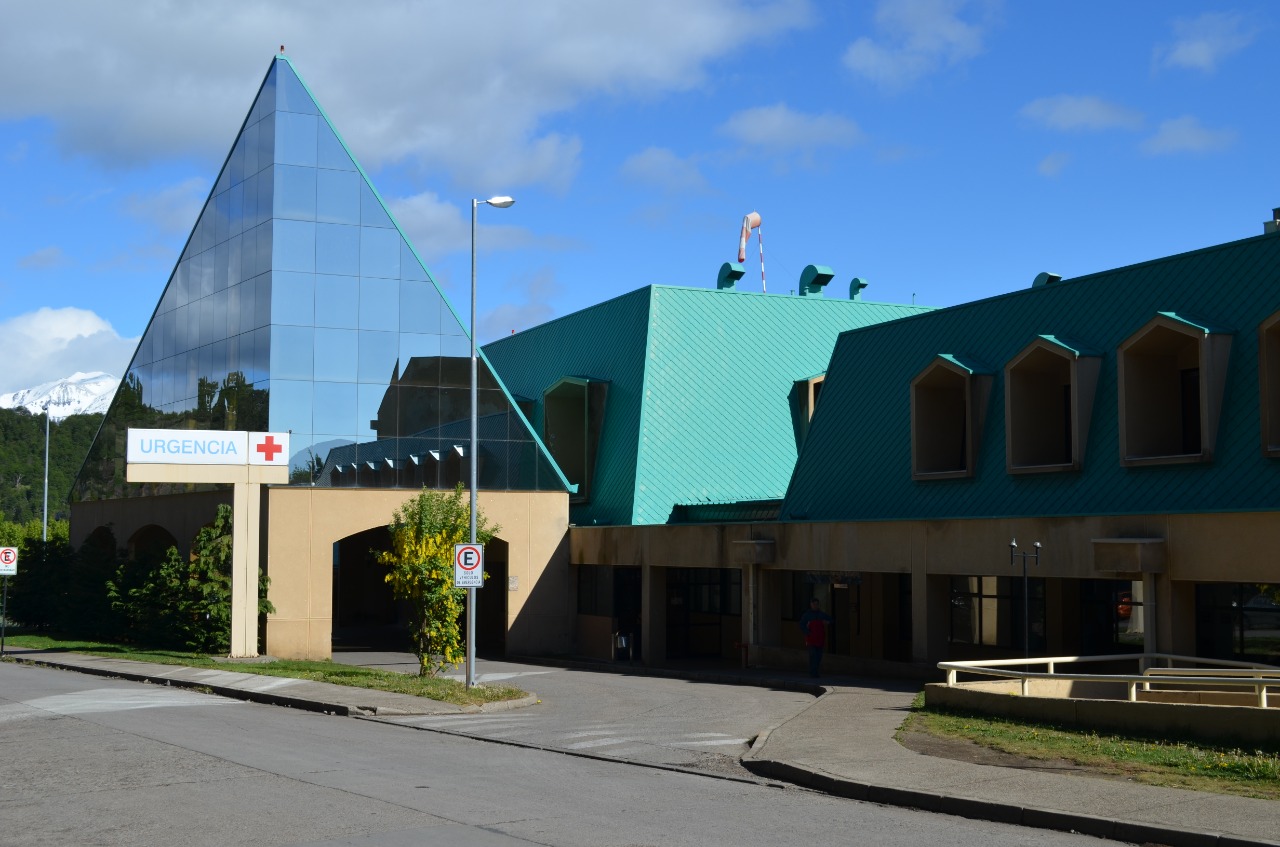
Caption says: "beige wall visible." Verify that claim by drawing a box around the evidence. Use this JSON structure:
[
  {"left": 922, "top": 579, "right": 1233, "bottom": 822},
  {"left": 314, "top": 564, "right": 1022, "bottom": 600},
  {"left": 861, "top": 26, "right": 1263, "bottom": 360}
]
[
  {"left": 72, "top": 487, "right": 569, "bottom": 660},
  {"left": 71, "top": 489, "right": 233, "bottom": 554},
  {"left": 265, "top": 487, "right": 569, "bottom": 660}
]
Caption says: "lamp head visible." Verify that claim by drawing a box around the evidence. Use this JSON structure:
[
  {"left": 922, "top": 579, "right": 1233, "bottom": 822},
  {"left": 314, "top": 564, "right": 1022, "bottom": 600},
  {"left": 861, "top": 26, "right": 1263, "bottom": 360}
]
[{"left": 485, "top": 196, "right": 515, "bottom": 208}]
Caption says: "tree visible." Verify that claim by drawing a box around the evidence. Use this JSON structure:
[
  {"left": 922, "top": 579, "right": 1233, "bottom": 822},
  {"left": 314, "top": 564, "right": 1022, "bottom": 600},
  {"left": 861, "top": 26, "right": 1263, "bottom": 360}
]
[
  {"left": 378, "top": 484, "right": 498, "bottom": 677},
  {"left": 106, "top": 504, "right": 274, "bottom": 652}
]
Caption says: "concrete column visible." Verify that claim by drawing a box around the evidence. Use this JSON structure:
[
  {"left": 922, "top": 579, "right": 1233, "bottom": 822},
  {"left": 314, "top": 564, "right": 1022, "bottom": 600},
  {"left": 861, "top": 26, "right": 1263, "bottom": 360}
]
[
  {"left": 641, "top": 566, "right": 666, "bottom": 665},
  {"left": 230, "top": 481, "right": 258, "bottom": 658},
  {"left": 1143, "top": 572, "right": 1159, "bottom": 655}
]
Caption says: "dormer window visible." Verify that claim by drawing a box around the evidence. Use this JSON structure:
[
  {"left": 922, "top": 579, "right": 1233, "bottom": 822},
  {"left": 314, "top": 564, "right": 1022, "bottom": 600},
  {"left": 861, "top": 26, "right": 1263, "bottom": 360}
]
[
  {"left": 911, "top": 355, "right": 992, "bottom": 480},
  {"left": 543, "top": 377, "right": 608, "bottom": 503},
  {"left": 1118, "top": 313, "right": 1231, "bottom": 466},
  {"left": 1005, "top": 336, "right": 1100, "bottom": 473},
  {"left": 1259, "top": 312, "right": 1280, "bottom": 456}
]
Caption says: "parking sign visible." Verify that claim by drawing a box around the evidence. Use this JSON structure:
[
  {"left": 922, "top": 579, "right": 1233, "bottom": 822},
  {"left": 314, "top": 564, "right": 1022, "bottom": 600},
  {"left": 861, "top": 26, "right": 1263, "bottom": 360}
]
[
  {"left": 453, "top": 543, "right": 484, "bottom": 588},
  {"left": 0, "top": 547, "right": 16, "bottom": 576}
]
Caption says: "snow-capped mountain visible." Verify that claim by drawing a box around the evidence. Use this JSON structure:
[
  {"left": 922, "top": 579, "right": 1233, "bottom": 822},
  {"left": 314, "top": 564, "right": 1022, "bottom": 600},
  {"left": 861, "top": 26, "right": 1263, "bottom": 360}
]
[{"left": 0, "top": 372, "right": 118, "bottom": 421}]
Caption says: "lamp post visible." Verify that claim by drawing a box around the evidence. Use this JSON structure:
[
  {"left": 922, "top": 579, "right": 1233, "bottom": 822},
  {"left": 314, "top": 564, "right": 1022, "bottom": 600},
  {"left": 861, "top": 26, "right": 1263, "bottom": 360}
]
[
  {"left": 42, "top": 401, "right": 50, "bottom": 543},
  {"left": 468, "top": 195, "right": 514, "bottom": 689},
  {"left": 1010, "top": 539, "right": 1042, "bottom": 659}
]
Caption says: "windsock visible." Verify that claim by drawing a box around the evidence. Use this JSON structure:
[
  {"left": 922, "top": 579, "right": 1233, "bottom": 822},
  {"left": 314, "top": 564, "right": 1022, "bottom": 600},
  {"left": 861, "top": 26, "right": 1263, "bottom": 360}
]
[{"left": 738, "top": 211, "right": 761, "bottom": 262}]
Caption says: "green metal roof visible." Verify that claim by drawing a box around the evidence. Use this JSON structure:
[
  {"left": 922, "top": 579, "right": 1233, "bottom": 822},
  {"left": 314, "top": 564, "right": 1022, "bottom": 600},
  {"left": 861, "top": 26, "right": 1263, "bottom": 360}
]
[
  {"left": 485, "top": 284, "right": 930, "bottom": 525},
  {"left": 782, "top": 231, "right": 1280, "bottom": 522}
]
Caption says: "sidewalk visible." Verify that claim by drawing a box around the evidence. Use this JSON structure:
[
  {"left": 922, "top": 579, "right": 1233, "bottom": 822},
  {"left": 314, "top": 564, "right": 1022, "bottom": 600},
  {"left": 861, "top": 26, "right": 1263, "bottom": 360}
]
[
  {"left": 5, "top": 647, "right": 535, "bottom": 716},
  {"left": 9, "top": 647, "right": 1278, "bottom": 846},
  {"left": 743, "top": 685, "right": 1280, "bottom": 847}
]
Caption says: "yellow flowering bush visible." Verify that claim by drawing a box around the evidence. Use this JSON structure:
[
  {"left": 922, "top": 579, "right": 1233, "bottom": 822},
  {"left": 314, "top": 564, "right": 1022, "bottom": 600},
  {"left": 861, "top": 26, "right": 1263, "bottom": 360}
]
[{"left": 379, "top": 484, "right": 498, "bottom": 676}]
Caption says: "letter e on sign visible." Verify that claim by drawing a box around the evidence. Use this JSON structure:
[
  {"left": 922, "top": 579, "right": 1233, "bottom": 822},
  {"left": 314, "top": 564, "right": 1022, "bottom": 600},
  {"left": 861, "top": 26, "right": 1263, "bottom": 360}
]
[
  {"left": 0, "top": 547, "right": 17, "bottom": 576},
  {"left": 453, "top": 543, "right": 484, "bottom": 588}
]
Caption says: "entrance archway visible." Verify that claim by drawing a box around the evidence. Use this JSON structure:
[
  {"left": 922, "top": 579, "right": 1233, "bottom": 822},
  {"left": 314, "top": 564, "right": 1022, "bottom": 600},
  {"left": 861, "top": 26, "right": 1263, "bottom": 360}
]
[{"left": 332, "top": 525, "right": 404, "bottom": 650}]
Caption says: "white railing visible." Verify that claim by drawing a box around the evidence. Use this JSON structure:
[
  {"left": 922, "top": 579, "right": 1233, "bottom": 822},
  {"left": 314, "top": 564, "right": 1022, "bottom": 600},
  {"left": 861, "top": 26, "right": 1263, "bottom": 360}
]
[{"left": 938, "top": 652, "right": 1280, "bottom": 708}]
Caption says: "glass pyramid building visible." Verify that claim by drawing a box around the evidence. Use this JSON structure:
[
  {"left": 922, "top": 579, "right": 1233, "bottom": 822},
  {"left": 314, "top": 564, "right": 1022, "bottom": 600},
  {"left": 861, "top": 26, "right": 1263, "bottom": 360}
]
[{"left": 73, "top": 55, "right": 569, "bottom": 503}]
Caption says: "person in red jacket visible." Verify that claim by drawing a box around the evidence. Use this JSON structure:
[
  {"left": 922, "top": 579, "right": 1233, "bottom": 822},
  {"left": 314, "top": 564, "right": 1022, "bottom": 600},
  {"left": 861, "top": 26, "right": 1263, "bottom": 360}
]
[{"left": 798, "top": 597, "right": 833, "bottom": 678}]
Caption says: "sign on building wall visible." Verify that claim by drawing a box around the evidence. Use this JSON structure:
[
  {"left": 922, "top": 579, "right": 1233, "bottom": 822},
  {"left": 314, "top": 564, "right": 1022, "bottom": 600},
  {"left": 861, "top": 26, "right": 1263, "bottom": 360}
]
[{"left": 127, "top": 430, "right": 290, "bottom": 467}]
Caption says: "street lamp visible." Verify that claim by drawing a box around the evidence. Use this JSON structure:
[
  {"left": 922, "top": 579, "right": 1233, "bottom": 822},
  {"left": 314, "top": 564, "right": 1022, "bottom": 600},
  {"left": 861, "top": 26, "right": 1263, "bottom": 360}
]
[
  {"left": 468, "top": 195, "right": 514, "bottom": 689},
  {"left": 1010, "top": 539, "right": 1042, "bottom": 660},
  {"left": 42, "top": 401, "right": 50, "bottom": 543}
]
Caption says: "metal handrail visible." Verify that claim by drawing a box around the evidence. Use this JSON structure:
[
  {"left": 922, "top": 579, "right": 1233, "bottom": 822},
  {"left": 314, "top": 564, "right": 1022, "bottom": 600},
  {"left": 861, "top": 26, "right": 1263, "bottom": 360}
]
[{"left": 938, "top": 653, "right": 1280, "bottom": 708}]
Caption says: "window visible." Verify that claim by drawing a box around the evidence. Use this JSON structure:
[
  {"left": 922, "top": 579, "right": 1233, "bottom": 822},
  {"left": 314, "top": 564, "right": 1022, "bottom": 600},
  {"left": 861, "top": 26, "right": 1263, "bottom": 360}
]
[
  {"left": 792, "top": 373, "right": 825, "bottom": 449},
  {"left": 948, "top": 575, "right": 1045, "bottom": 652},
  {"left": 1078, "top": 579, "right": 1144, "bottom": 654},
  {"left": 577, "top": 565, "right": 613, "bottom": 616},
  {"left": 1005, "top": 336, "right": 1100, "bottom": 473},
  {"left": 1118, "top": 313, "right": 1231, "bottom": 465},
  {"left": 1258, "top": 312, "right": 1280, "bottom": 456},
  {"left": 911, "top": 355, "right": 992, "bottom": 479},
  {"left": 1195, "top": 583, "right": 1280, "bottom": 663},
  {"left": 543, "top": 377, "right": 608, "bottom": 503}
]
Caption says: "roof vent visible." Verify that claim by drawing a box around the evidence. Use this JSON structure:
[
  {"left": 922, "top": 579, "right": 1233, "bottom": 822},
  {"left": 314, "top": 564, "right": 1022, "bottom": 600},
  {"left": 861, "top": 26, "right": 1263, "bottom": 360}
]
[
  {"left": 850, "top": 277, "right": 868, "bottom": 301},
  {"left": 1032, "top": 272, "right": 1062, "bottom": 288},
  {"left": 717, "top": 262, "right": 745, "bottom": 290},
  {"left": 1265, "top": 207, "right": 1280, "bottom": 235},
  {"left": 799, "top": 264, "right": 834, "bottom": 297}
]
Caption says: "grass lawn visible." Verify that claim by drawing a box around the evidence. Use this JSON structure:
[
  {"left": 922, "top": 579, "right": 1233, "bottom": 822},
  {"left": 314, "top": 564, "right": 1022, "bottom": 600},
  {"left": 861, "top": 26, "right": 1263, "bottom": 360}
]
[
  {"left": 900, "top": 693, "right": 1280, "bottom": 801},
  {"left": 2, "top": 633, "right": 526, "bottom": 708}
]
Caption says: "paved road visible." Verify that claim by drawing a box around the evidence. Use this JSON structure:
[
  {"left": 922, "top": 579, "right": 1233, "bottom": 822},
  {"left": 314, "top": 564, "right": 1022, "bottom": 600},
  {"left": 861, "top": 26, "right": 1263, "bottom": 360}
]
[
  {"left": 347, "top": 654, "right": 812, "bottom": 771},
  {"left": 0, "top": 661, "right": 1108, "bottom": 847}
]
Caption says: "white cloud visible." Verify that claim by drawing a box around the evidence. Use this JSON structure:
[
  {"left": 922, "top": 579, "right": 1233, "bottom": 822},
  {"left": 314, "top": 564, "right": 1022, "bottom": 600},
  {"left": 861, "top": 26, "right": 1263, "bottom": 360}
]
[
  {"left": 0, "top": 308, "right": 138, "bottom": 394},
  {"left": 1154, "top": 12, "right": 1256, "bottom": 73},
  {"left": 620, "top": 147, "right": 709, "bottom": 194},
  {"left": 388, "top": 191, "right": 538, "bottom": 265},
  {"left": 18, "top": 247, "right": 71, "bottom": 269},
  {"left": 843, "top": 0, "right": 993, "bottom": 90},
  {"left": 0, "top": 1, "right": 812, "bottom": 192},
  {"left": 1140, "top": 116, "right": 1236, "bottom": 155},
  {"left": 719, "top": 103, "right": 863, "bottom": 151},
  {"left": 123, "top": 177, "right": 209, "bottom": 235},
  {"left": 1037, "top": 152, "right": 1070, "bottom": 177},
  {"left": 479, "top": 268, "right": 560, "bottom": 343},
  {"left": 1021, "top": 95, "right": 1143, "bottom": 132}
]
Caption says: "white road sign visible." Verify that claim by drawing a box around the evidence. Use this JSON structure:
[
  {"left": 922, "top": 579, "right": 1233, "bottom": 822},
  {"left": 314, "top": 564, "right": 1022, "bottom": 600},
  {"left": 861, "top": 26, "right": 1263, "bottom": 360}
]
[
  {"left": 0, "top": 547, "right": 17, "bottom": 576},
  {"left": 454, "top": 543, "right": 484, "bottom": 588}
]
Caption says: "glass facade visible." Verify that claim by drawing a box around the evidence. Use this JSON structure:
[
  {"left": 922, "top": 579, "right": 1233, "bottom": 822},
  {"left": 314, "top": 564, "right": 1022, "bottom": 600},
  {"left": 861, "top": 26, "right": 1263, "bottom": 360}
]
[{"left": 73, "top": 57, "right": 566, "bottom": 503}]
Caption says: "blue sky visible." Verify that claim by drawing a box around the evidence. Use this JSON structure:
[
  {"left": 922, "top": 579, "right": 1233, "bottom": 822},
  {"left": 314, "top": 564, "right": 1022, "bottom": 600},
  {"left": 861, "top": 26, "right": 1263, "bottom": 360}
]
[{"left": 0, "top": 0, "right": 1276, "bottom": 394}]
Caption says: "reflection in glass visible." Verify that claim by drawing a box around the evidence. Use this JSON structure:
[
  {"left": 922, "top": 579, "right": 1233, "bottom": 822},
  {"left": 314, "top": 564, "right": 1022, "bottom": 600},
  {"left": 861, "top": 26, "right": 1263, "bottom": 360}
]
[
  {"left": 315, "top": 275, "right": 359, "bottom": 328},
  {"left": 313, "top": 328, "right": 358, "bottom": 382},
  {"left": 72, "top": 57, "right": 567, "bottom": 507},
  {"left": 359, "top": 277, "right": 398, "bottom": 332}
]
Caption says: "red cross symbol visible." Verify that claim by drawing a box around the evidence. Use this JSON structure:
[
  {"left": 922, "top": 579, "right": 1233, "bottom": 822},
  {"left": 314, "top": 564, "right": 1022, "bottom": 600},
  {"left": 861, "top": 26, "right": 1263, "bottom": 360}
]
[{"left": 256, "top": 435, "right": 283, "bottom": 462}]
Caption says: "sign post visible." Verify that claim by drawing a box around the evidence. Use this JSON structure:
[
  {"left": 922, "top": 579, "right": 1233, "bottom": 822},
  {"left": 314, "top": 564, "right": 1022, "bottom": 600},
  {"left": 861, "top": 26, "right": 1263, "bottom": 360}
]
[
  {"left": 454, "top": 543, "right": 484, "bottom": 687},
  {"left": 0, "top": 546, "right": 17, "bottom": 658}
]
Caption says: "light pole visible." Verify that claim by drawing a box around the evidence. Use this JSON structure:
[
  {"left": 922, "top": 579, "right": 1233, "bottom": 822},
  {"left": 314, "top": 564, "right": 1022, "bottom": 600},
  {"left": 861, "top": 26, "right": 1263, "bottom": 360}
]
[
  {"left": 42, "top": 401, "right": 50, "bottom": 542},
  {"left": 1010, "top": 539, "right": 1042, "bottom": 659},
  {"left": 468, "top": 195, "right": 514, "bottom": 689}
]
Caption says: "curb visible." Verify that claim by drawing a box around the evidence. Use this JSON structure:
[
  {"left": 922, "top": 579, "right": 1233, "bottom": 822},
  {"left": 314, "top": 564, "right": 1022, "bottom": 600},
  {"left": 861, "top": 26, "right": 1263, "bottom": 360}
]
[
  {"left": 10, "top": 655, "right": 530, "bottom": 718},
  {"left": 741, "top": 757, "right": 1278, "bottom": 847},
  {"left": 13, "top": 655, "right": 361, "bottom": 715}
]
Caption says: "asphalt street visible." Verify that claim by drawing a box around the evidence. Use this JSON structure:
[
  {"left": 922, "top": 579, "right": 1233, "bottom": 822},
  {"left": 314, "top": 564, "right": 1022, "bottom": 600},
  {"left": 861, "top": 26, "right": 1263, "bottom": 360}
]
[
  {"left": 0, "top": 661, "right": 1111, "bottom": 847},
  {"left": 344, "top": 653, "right": 814, "bottom": 771}
]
